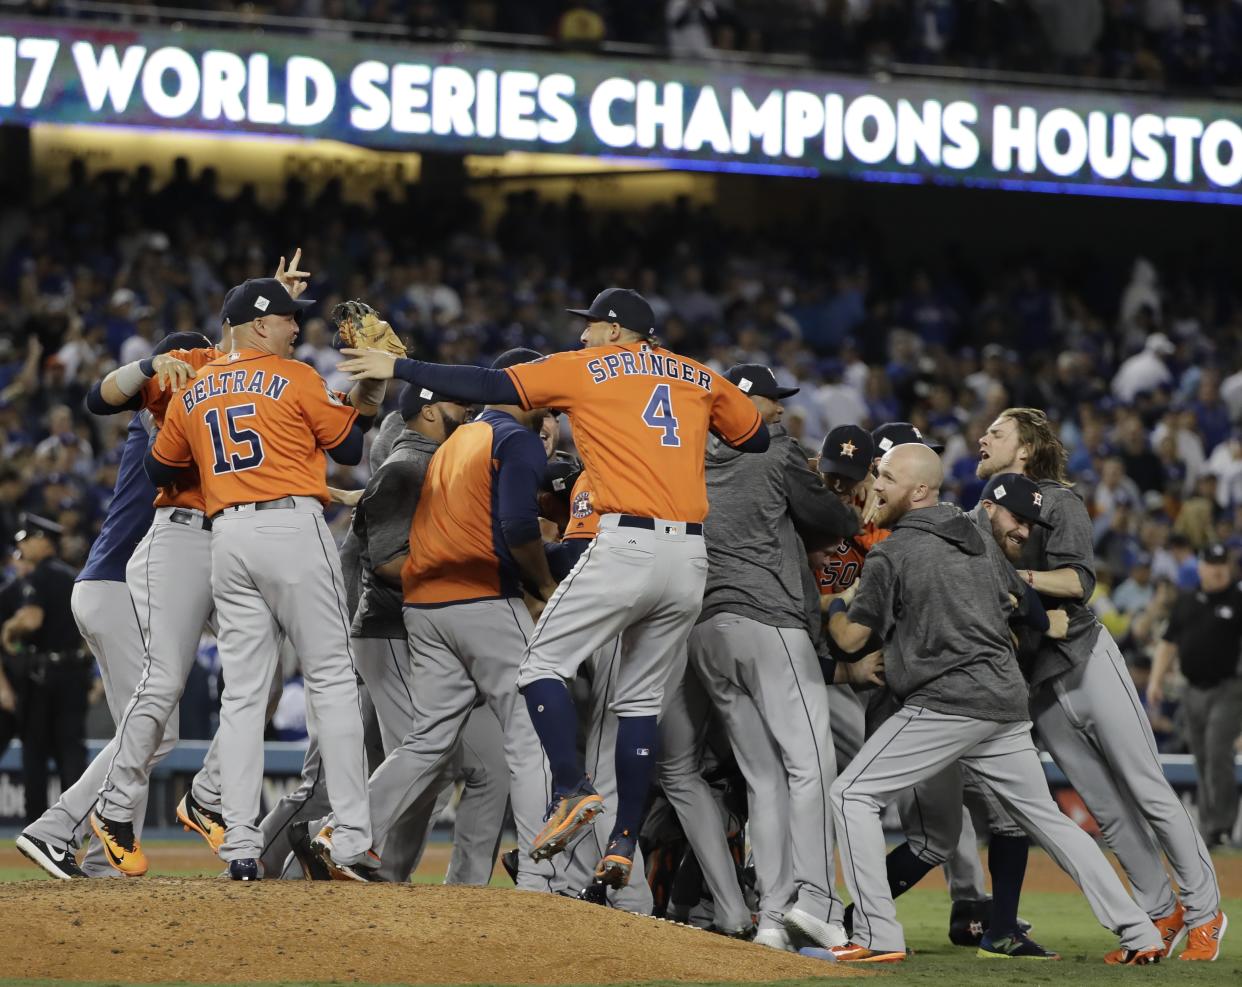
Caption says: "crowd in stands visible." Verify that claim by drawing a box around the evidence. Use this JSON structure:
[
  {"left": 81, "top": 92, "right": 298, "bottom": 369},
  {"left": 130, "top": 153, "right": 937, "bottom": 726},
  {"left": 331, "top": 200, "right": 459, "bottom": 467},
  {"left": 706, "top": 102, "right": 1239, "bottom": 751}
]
[
  {"left": 3, "top": 159, "right": 1242, "bottom": 756},
  {"left": 13, "top": 1, "right": 1242, "bottom": 90}
]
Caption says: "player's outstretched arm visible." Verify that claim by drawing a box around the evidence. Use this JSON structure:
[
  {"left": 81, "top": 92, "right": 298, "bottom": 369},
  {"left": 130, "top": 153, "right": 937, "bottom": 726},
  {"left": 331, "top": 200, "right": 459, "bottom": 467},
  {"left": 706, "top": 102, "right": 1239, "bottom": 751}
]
[
  {"left": 337, "top": 350, "right": 522, "bottom": 406},
  {"left": 88, "top": 354, "right": 195, "bottom": 414}
]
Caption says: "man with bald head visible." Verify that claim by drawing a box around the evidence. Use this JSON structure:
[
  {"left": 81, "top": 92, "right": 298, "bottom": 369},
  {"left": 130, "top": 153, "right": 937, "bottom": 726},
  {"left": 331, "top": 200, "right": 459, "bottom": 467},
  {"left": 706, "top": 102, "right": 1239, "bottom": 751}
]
[{"left": 821, "top": 444, "right": 1164, "bottom": 965}]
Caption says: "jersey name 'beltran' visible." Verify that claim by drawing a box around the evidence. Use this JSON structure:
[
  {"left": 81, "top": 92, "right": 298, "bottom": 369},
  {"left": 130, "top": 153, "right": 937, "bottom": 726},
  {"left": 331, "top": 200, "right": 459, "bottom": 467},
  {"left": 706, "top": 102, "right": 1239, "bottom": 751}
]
[
  {"left": 180, "top": 368, "right": 291, "bottom": 413},
  {"left": 585, "top": 349, "right": 713, "bottom": 390}
]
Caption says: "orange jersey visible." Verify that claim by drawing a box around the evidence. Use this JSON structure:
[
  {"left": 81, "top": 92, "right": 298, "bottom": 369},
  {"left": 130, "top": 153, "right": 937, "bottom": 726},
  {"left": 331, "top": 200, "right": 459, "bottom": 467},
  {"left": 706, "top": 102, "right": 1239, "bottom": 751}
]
[
  {"left": 138, "top": 346, "right": 225, "bottom": 512},
  {"left": 505, "top": 343, "right": 762, "bottom": 523},
  {"left": 563, "top": 472, "right": 600, "bottom": 542},
  {"left": 817, "top": 487, "right": 891, "bottom": 597},
  {"left": 150, "top": 348, "right": 358, "bottom": 518},
  {"left": 403, "top": 410, "right": 544, "bottom": 606}
]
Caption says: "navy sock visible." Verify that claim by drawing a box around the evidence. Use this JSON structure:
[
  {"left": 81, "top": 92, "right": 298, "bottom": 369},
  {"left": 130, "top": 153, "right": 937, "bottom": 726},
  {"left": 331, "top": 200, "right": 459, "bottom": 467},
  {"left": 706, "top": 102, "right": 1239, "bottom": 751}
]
[
  {"left": 987, "top": 834, "right": 1029, "bottom": 938},
  {"left": 612, "top": 714, "right": 659, "bottom": 841},
  {"left": 522, "top": 678, "right": 582, "bottom": 794},
  {"left": 886, "top": 842, "right": 936, "bottom": 899}
]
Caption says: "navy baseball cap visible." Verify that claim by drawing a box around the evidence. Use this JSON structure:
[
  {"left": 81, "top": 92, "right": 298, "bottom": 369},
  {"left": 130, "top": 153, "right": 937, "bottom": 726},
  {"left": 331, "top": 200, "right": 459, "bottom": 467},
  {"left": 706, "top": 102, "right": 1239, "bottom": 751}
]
[
  {"left": 819, "top": 425, "right": 874, "bottom": 482},
  {"left": 15, "top": 512, "right": 63, "bottom": 544},
  {"left": 154, "top": 332, "right": 212, "bottom": 355},
  {"left": 872, "top": 421, "right": 945, "bottom": 455},
  {"left": 541, "top": 453, "right": 584, "bottom": 497},
  {"left": 725, "top": 364, "right": 799, "bottom": 400},
  {"left": 223, "top": 278, "right": 314, "bottom": 326},
  {"left": 398, "top": 384, "right": 465, "bottom": 421},
  {"left": 567, "top": 288, "right": 655, "bottom": 336},
  {"left": 492, "top": 347, "right": 543, "bottom": 371},
  {"left": 981, "top": 473, "right": 1052, "bottom": 529},
  {"left": 1201, "top": 543, "right": 1230, "bottom": 564}
]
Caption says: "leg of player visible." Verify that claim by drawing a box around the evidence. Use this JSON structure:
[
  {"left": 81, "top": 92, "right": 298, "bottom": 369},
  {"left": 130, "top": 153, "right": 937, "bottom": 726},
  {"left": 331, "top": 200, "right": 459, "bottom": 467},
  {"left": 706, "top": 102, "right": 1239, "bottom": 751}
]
[
  {"left": 657, "top": 656, "right": 753, "bottom": 934},
  {"left": 92, "top": 518, "right": 214, "bottom": 876},
  {"left": 826, "top": 684, "right": 865, "bottom": 774},
  {"left": 959, "top": 721, "right": 1165, "bottom": 963},
  {"left": 444, "top": 705, "right": 510, "bottom": 886}
]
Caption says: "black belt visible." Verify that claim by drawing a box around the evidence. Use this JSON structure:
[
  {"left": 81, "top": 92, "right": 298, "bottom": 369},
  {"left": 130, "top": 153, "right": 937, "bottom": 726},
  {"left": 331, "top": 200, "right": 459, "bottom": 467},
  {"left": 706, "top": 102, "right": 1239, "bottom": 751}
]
[
  {"left": 210, "top": 496, "right": 297, "bottom": 522},
  {"left": 169, "top": 509, "right": 212, "bottom": 532},
  {"left": 617, "top": 515, "right": 703, "bottom": 536}
]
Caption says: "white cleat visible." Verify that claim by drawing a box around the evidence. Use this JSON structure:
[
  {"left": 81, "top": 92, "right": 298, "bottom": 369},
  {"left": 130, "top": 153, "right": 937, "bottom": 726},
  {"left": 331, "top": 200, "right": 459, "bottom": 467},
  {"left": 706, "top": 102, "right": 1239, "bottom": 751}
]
[
  {"left": 754, "top": 927, "right": 794, "bottom": 951},
  {"left": 784, "top": 907, "right": 849, "bottom": 949}
]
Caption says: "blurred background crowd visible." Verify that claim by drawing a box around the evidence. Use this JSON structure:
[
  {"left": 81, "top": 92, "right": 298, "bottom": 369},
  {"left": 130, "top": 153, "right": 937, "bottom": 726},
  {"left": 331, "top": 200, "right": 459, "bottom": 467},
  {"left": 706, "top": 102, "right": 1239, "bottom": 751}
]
[
  {"left": 2, "top": 155, "right": 1241, "bottom": 758},
  {"left": 15, "top": 0, "right": 1242, "bottom": 89}
]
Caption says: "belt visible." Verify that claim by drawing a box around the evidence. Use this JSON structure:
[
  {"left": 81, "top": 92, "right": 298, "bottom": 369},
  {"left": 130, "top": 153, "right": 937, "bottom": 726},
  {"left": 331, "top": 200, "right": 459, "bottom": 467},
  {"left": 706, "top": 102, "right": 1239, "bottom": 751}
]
[
  {"left": 618, "top": 515, "right": 703, "bottom": 536},
  {"left": 169, "top": 509, "right": 212, "bottom": 532},
  {"left": 211, "top": 496, "right": 297, "bottom": 522}
]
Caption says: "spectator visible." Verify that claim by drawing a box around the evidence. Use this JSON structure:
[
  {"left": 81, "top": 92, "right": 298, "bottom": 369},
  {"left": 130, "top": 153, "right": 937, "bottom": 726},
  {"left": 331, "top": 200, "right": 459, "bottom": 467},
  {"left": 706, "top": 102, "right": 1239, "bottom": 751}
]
[
  {"left": 1113, "top": 332, "right": 1176, "bottom": 403},
  {"left": 1192, "top": 368, "right": 1232, "bottom": 454},
  {"left": 1114, "top": 552, "right": 1157, "bottom": 615},
  {"left": 667, "top": 0, "right": 723, "bottom": 56}
]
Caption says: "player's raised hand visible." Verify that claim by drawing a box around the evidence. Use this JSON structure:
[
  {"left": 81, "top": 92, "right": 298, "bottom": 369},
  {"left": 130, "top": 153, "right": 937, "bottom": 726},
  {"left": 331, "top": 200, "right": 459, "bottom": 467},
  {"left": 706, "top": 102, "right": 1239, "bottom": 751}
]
[
  {"left": 339, "top": 347, "right": 398, "bottom": 380},
  {"left": 275, "top": 248, "right": 310, "bottom": 299},
  {"left": 152, "top": 353, "right": 195, "bottom": 393}
]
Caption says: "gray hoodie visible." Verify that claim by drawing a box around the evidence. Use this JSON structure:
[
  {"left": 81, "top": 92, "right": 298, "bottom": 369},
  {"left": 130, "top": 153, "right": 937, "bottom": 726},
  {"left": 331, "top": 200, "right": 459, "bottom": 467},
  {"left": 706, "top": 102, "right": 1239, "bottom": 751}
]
[
  {"left": 849, "top": 503, "right": 1029, "bottom": 722},
  {"left": 700, "top": 423, "right": 857, "bottom": 630},
  {"left": 351, "top": 427, "right": 441, "bottom": 638}
]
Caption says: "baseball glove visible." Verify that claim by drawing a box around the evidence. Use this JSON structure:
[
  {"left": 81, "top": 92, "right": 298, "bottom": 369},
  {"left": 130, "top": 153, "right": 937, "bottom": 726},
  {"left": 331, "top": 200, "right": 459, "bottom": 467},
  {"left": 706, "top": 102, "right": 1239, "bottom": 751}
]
[{"left": 331, "top": 300, "right": 406, "bottom": 357}]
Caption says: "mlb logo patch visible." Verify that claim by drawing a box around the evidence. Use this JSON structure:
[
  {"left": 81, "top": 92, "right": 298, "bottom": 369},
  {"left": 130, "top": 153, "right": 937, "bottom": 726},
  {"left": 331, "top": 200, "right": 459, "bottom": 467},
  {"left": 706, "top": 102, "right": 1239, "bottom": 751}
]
[
  {"left": 738, "top": 378, "right": 753, "bottom": 393},
  {"left": 993, "top": 484, "right": 1007, "bottom": 500},
  {"left": 878, "top": 437, "right": 893, "bottom": 452},
  {"left": 572, "top": 490, "right": 593, "bottom": 518},
  {"left": 420, "top": 388, "right": 434, "bottom": 400},
  {"left": 254, "top": 295, "right": 270, "bottom": 312}
]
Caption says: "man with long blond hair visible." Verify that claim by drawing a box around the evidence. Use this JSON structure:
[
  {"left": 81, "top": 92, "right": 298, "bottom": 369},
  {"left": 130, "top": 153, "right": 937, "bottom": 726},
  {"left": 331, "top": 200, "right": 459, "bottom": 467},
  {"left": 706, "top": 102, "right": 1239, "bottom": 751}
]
[{"left": 977, "top": 407, "right": 1226, "bottom": 963}]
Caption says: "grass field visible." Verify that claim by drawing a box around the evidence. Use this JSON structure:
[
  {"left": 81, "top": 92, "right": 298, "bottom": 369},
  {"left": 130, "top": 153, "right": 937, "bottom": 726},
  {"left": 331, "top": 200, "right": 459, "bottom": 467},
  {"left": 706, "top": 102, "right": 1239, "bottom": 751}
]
[{"left": 0, "top": 841, "right": 1237, "bottom": 987}]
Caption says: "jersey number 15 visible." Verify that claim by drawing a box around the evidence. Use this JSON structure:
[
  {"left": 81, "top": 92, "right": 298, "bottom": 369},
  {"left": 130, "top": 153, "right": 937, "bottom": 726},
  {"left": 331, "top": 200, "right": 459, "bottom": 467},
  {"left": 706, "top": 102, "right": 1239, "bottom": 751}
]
[{"left": 204, "top": 404, "right": 266, "bottom": 474}]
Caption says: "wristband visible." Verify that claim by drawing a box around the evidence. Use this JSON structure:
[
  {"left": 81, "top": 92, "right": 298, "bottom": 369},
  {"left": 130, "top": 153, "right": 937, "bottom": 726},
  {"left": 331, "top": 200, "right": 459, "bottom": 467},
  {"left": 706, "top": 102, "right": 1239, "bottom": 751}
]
[
  {"left": 114, "top": 359, "right": 155, "bottom": 398},
  {"left": 1025, "top": 569, "right": 1035, "bottom": 587},
  {"left": 827, "top": 597, "right": 848, "bottom": 619}
]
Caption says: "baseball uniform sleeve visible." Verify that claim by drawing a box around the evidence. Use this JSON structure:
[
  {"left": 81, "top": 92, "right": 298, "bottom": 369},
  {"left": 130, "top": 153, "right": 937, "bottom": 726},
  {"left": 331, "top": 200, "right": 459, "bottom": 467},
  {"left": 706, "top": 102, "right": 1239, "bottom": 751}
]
[
  {"left": 495, "top": 426, "right": 547, "bottom": 546},
  {"left": 847, "top": 548, "right": 898, "bottom": 639},
  {"left": 296, "top": 367, "right": 360, "bottom": 450},
  {"left": 150, "top": 403, "right": 192, "bottom": 468},
  {"left": 359, "top": 460, "right": 423, "bottom": 567},
  {"left": 1041, "top": 488, "right": 1097, "bottom": 600},
  {"left": 709, "top": 377, "right": 765, "bottom": 448},
  {"left": 503, "top": 352, "right": 579, "bottom": 411},
  {"left": 781, "top": 438, "right": 859, "bottom": 550}
]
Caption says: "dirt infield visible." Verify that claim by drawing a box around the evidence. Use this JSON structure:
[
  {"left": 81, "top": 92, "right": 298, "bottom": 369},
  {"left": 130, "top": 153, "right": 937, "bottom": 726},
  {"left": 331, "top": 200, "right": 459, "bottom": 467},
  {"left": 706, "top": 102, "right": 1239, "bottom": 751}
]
[{"left": 0, "top": 880, "right": 854, "bottom": 984}]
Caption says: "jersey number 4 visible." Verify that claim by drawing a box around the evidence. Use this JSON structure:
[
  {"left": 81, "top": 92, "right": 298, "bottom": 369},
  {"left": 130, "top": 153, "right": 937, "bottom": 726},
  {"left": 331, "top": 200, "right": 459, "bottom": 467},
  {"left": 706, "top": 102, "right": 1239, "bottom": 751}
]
[
  {"left": 642, "top": 383, "right": 681, "bottom": 447},
  {"left": 204, "top": 404, "right": 265, "bottom": 475}
]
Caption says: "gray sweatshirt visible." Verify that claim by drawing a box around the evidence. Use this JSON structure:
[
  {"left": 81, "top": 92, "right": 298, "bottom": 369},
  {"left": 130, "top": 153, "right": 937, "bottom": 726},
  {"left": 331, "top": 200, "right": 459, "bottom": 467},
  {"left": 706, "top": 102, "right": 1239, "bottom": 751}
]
[
  {"left": 848, "top": 503, "right": 1029, "bottom": 722},
  {"left": 1015, "top": 479, "right": 1102, "bottom": 687},
  {"left": 351, "top": 428, "right": 441, "bottom": 638},
  {"left": 340, "top": 410, "right": 408, "bottom": 619},
  {"left": 700, "top": 423, "right": 857, "bottom": 630}
]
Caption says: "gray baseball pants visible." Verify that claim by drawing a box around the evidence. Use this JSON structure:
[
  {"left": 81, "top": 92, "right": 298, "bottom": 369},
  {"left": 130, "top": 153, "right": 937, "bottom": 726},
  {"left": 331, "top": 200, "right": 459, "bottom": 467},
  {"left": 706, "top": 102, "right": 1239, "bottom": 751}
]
[
  {"left": 690, "top": 613, "right": 844, "bottom": 933},
  {"left": 656, "top": 653, "right": 750, "bottom": 929},
  {"left": 1031, "top": 629, "right": 1220, "bottom": 925},
  {"left": 833, "top": 705, "right": 1163, "bottom": 954},
  {"left": 1180, "top": 678, "right": 1242, "bottom": 841},
  {"left": 210, "top": 499, "right": 371, "bottom": 864}
]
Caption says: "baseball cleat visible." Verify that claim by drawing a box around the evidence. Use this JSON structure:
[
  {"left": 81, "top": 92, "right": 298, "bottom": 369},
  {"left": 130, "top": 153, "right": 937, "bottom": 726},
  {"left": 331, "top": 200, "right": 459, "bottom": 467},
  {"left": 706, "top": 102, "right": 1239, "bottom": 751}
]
[
  {"left": 228, "top": 858, "right": 263, "bottom": 881},
  {"left": 711, "top": 924, "right": 756, "bottom": 941},
  {"left": 783, "top": 907, "right": 849, "bottom": 949},
  {"left": 976, "top": 932, "right": 1060, "bottom": 959},
  {"left": 1154, "top": 900, "right": 1187, "bottom": 956},
  {"left": 289, "top": 820, "right": 331, "bottom": 880},
  {"left": 501, "top": 847, "right": 519, "bottom": 884},
  {"left": 829, "top": 942, "right": 906, "bottom": 963},
  {"left": 309, "top": 826, "right": 383, "bottom": 882},
  {"left": 1180, "top": 911, "right": 1226, "bottom": 962},
  {"left": 593, "top": 831, "right": 636, "bottom": 888},
  {"left": 1104, "top": 946, "right": 1163, "bottom": 965},
  {"left": 15, "top": 833, "right": 87, "bottom": 880},
  {"left": 948, "top": 897, "right": 990, "bottom": 946},
  {"left": 577, "top": 881, "right": 609, "bottom": 905},
  {"left": 89, "top": 812, "right": 147, "bottom": 877},
  {"left": 530, "top": 780, "right": 603, "bottom": 861},
  {"left": 753, "top": 928, "right": 793, "bottom": 951},
  {"left": 176, "top": 791, "right": 225, "bottom": 854}
]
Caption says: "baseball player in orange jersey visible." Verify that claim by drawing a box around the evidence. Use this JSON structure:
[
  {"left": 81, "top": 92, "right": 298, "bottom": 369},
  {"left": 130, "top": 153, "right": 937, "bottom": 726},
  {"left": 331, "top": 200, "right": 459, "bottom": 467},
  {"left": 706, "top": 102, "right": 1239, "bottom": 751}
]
[
  {"left": 339, "top": 286, "right": 769, "bottom": 886},
  {"left": 146, "top": 276, "right": 383, "bottom": 880}
]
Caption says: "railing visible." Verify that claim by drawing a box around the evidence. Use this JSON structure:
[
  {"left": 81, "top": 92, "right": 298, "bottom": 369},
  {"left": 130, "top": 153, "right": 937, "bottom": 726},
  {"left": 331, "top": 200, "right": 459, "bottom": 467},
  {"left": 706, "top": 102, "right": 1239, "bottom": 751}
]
[{"left": 5, "top": 0, "right": 1237, "bottom": 101}]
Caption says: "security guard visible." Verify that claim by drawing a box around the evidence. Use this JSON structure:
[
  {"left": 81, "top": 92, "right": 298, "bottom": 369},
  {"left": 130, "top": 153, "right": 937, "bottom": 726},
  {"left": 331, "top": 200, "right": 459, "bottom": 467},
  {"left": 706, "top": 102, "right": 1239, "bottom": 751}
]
[
  {"left": 0, "top": 514, "right": 87, "bottom": 823},
  {"left": 1150, "top": 543, "right": 1242, "bottom": 848}
]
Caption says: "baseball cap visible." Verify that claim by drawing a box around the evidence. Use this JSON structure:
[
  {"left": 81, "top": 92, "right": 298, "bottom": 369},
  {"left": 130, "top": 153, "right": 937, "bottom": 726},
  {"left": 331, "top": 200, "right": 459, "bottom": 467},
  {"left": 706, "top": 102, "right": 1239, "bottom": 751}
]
[
  {"left": 398, "top": 383, "right": 463, "bottom": 421},
  {"left": 154, "top": 331, "right": 212, "bottom": 356},
  {"left": 1200, "top": 543, "right": 1230, "bottom": 564},
  {"left": 567, "top": 288, "right": 655, "bottom": 336},
  {"left": 15, "top": 512, "right": 63, "bottom": 545},
  {"left": 223, "top": 278, "right": 315, "bottom": 326},
  {"left": 492, "top": 347, "right": 544, "bottom": 371},
  {"left": 724, "top": 364, "right": 800, "bottom": 400},
  {"left": 819, "top": 425, "right": 874, "bottom": 482},
  {"left": 980, "top": 473, "right": 1052, "bottom": 529},
  {"left": 541, "top": 453, "right": 584, "bottom": 497},
  {"left": 872, "top": 421, "right": 945, "bottom": 455}
]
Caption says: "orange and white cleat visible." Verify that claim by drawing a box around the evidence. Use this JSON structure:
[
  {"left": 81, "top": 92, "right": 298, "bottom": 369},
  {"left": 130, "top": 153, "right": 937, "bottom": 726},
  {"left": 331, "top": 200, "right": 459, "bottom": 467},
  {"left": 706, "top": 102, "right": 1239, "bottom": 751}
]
[
  {"left": 176, "top": 791, "right": 225, "bottom": 854},
  {"left": 1103, "top": 946, "right": 1163, "bottom": 966},
  {"left": 89, "top": 812, "right": 148, "bottom": 877},
  {"left": 1180, "top": 911, "right": 1227, "bottom": 962},
  {"left": 829, "top": 942, "right": 905, "bottom": 963},
  {"left": 1153, "top": 900, "right": 1187, "bottom": 956}
]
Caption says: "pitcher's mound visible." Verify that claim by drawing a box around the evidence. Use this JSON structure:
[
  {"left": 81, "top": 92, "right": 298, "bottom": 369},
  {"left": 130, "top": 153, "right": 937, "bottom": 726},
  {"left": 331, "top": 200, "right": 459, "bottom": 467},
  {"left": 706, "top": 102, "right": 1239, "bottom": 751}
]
[{"left": 1, "top": 880, "right": 853, "bottom": 983}]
